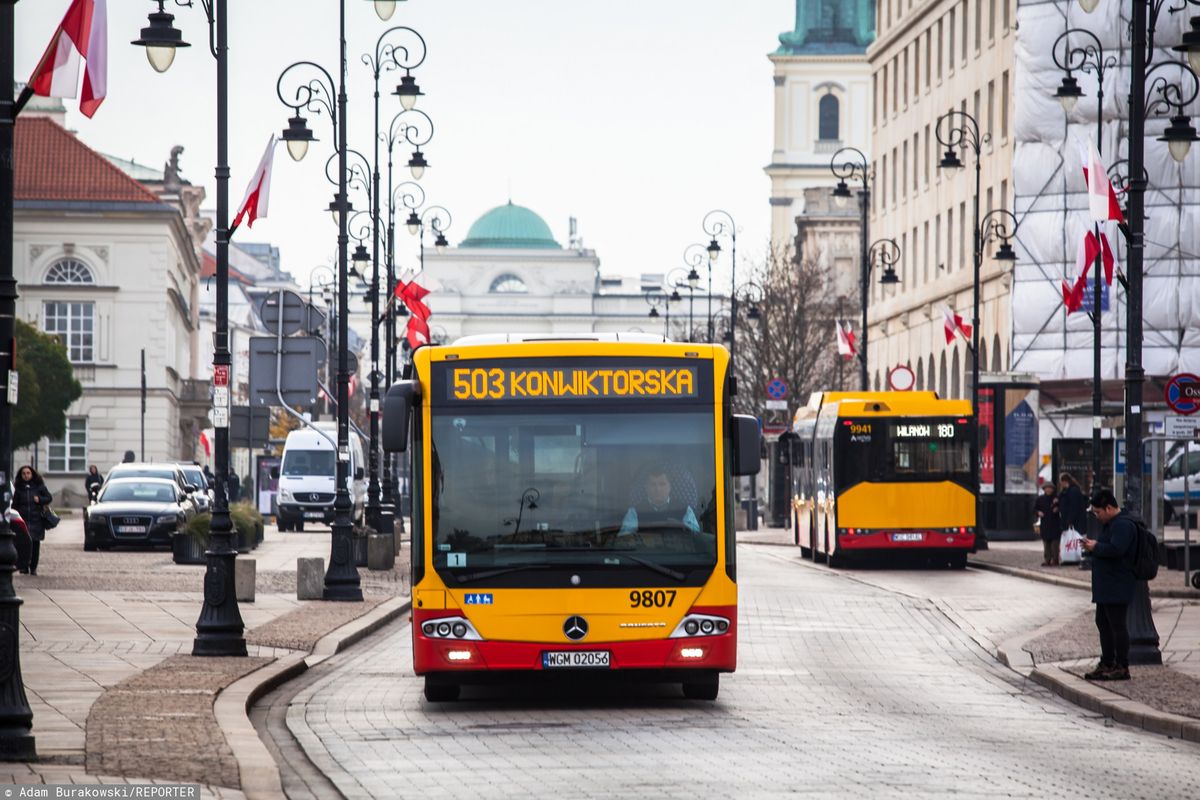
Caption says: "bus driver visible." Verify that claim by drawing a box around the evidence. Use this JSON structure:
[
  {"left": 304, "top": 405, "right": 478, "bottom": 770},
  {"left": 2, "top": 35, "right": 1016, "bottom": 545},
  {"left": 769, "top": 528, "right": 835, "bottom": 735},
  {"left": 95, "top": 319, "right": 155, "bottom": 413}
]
[{"left": 619, "top": 467, "right": 701, "bottom": 536}]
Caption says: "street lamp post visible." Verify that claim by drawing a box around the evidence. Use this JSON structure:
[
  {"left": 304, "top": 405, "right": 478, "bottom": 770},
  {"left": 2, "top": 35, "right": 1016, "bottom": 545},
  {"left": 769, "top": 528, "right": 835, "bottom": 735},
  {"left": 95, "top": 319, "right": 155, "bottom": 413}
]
[
  {"left": 665, "top": 268, "right": 689, "bottom": 342},
  {"left": 1052, "top": 28, "right": 1116, "bottom": 495},
  {"left": 0, "top": 0, "right": 37, "bottom": 761},
  {"left": 831, "top": 147, "right": 871, "bottom": 390},
  {"left": 362, "top": 25, "right": 425, "bottom": 537},
  {"left": 274, "top": 3, "right": 362, "bottom": 603},
  {"left": 703, "top": 211, "right": 737, "bottom": 361},
  {"left": 132, "top": 0, "right": 247, "bottom": 656},
  {"left": 682, "top": 245, "right": 705, "bottom": 343},
  {"left": 644, "top": 290, "right": 665, "bottom": 337}
]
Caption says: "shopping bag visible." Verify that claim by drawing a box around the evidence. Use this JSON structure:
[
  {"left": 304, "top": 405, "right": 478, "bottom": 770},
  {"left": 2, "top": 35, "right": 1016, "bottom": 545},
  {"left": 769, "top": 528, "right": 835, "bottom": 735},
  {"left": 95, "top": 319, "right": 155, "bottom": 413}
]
[{"left": 1060, "top": 527, "right": 1083, "bottom": 565}]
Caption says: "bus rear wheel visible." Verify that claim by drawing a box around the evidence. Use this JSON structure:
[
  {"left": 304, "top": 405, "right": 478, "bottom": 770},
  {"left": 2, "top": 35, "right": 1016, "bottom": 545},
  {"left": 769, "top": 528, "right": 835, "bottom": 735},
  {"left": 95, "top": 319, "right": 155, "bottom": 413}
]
[
  {"left": 682, "top": 673, "right": 719, "bottom": 700},
  {"left": 947, "top": 553, "right": 968, "bottom": 570},
  {"left": 423, "top": 679, "right": 460, "bottom": 703}
]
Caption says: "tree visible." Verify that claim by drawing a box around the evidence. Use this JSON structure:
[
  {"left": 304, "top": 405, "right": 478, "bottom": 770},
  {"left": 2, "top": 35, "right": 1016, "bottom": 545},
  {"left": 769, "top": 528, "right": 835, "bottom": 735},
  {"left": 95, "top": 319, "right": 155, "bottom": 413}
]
[
  {"left": 730, "top": 245, "right": 842, "bottom": 419},
  {"left": 13, "top": 320, "right": 83, "bottom": 449}
]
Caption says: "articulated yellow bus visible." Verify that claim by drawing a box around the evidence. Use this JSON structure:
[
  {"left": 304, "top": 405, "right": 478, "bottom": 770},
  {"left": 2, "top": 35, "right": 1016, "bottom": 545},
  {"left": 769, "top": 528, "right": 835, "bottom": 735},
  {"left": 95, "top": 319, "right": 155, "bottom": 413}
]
[
  {"left": 382, "top": 334, "right": 760, "bottom": 701},
  {"left": 792, "top": 391, "right": 977, "bottom": 568}
]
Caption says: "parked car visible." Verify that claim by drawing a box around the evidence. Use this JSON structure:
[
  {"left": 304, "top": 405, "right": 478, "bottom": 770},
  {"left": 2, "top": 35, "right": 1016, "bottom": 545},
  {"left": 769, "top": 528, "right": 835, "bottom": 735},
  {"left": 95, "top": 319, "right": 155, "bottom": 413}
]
[
  {"left": 172, "top": 462, "right": 212, "bottom": 513},
  {"left": 104, "top": 463, "right": 201, "bottom": 511},
  {"left": 84, "top": 478, "right": 196, "bottom": 551}
]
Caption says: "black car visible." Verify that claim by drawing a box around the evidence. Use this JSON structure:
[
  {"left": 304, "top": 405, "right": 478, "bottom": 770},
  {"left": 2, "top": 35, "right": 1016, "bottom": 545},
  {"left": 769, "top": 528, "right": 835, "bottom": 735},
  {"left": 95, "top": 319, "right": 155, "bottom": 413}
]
[{"left": 84, "top": 478, "right": 196, "bottom": 551}]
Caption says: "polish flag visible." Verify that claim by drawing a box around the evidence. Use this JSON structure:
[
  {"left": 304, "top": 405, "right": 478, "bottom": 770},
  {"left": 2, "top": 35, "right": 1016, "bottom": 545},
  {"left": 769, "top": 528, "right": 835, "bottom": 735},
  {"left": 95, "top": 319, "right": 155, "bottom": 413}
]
[
  {"left": 400, "top": 278, "right": 432, "bottom": 320},
  {"left": 1099, "top": 230, "right": 1116, "bottom": 286},
  {"left": 199, "top": 431, "right": 211, "bottom": 458},
  {"left": 26, "top": 0, "right": 107, "bottom": 118},
  {"left": 406, "top": 315, "right": 430, "bottom": 351},
  {"left": 232, "top": 136, "right": 276, "bottom": 232},
  {"left": 1081, "top": 140, "right": 1125, "bottom": 224},
  {"left": 943, "top": 306, "right": 972, "bottom": 345},
  {"left": 1063, "top": 231, "right": 1098, "bottom": 313},
  {"left": 836, "top": 320, "right": 857, "bottom": 359}
]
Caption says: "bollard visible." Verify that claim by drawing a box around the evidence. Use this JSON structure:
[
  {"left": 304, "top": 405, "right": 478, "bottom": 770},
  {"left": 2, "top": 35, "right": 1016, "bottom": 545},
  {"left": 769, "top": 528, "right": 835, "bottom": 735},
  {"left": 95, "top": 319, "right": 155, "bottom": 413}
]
[
  {"left": 235, "top": 559, "right": 256, "bottom": 603},
  {"left": 297, "top": 557, "right": 325, "bottom": 600},
  {"left": 368, "top": 533, "right": 395, "bottom": 571}
]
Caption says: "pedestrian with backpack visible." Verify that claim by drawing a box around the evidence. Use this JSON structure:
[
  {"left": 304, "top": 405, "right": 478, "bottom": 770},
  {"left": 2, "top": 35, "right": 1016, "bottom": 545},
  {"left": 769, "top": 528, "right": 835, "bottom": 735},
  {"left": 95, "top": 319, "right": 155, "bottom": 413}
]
[{"left": 1080, "top": 489, "right": 1138, "bottom": 681}]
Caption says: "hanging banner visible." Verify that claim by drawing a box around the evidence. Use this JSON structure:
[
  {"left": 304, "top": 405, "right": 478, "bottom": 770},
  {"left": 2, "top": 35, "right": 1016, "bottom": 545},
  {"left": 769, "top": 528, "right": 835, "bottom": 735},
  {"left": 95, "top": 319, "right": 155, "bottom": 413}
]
[
  {"left": 979, "top": 387, "right": 995, "bottom": 494},
  {"left": 1004, "top": 388, "right": 1040, "bottom": 495}
]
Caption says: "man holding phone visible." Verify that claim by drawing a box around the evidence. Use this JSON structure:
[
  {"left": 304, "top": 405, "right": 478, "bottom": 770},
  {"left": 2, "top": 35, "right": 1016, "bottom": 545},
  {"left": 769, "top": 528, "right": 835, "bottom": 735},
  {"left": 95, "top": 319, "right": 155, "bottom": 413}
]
[{"left": 1080, "top": 489, "right": 1138, "bottom": 681}]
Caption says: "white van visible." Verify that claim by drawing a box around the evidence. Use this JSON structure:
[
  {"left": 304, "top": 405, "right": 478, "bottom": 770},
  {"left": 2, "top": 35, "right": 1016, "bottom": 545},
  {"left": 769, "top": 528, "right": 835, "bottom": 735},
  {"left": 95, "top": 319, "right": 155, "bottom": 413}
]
[
  {"left": 276, "top": 422, "right": 366, "bottom": 531},
  {"left": 1164, "top": 442, "right": 1200, "bottom": 522}
]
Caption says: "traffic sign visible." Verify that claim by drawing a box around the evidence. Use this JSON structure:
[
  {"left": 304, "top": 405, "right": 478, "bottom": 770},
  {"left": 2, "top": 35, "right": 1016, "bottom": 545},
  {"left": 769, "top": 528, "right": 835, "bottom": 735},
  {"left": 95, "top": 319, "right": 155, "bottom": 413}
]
[
  {"left": 1165, "top": 414, "right": 1200, "bottom": 439},
  {"left": 888, "top": 364, "right": 915, "bottom": 392},
  {"left": 258, "top": 290, "right": 310, "bottom": 337},
  {"left": 764, "top": 399, "right": 788, "bottom": 410},
  {"left": 213, "top": 364, "right": 229, "bottom": 387},
  {"left": 766, "top": 378, "right": 788, "bottom": 400},
  {"left": 1165, "top": 372, "right": 1200, "bottom": 415}
]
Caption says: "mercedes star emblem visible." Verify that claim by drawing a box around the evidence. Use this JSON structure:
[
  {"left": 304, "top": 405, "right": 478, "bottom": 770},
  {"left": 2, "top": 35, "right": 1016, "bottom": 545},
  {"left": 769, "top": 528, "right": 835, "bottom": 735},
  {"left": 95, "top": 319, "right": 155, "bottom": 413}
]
[{"left": 563, "top": 615, "right": 588, "bottom": 641}]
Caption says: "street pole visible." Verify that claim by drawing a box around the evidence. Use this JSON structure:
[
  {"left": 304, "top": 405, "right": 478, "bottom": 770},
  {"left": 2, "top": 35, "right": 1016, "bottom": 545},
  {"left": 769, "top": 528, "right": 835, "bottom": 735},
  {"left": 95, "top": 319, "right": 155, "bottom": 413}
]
[
  {"left": 0, "top": 0, "right": 37, "bottom": 761},
  {"left": 140, "top": 348, "right": 147, "bottom": 460},
  {"left": 703, "top": 211, "right": 737, "bottom": 362},
  {"left": 188, "top": 0, "right": 246, "bottom": 657},
  {"left": 327, "top": 0, "right": 362, "bottom": 601},
  {"left": 830, "top": 149, "right": 870, "bottom": 390}
]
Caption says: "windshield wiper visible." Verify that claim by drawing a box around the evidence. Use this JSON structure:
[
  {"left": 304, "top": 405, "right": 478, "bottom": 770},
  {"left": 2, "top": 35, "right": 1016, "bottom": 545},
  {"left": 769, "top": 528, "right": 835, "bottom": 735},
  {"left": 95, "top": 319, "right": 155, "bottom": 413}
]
[
  {"left": 453, "top": 564, "right": 551, "bottom": 583},
  {"left": 618, "top": 555, "right": 687, "bottom": 582}
]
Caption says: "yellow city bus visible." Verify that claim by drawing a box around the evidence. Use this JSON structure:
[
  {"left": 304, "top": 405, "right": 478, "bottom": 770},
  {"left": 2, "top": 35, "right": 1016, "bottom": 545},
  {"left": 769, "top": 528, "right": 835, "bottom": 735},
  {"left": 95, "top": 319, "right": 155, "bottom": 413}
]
[
  {"left": 791, "top": 391, "right": 977, "bottom": 568},
  {"left": 382, "top": 334, "right": 760, "bottom": 701}
]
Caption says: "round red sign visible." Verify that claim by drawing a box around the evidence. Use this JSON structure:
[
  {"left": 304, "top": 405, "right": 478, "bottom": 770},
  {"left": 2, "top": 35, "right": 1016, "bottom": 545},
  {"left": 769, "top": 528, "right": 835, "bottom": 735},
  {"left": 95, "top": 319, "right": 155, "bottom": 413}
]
[
  {"left": 1165, "top": 373, "right": 1200, "bottom": 415},
  {"left": 888, "top": 365, "right": 916, "bottom": 392}
]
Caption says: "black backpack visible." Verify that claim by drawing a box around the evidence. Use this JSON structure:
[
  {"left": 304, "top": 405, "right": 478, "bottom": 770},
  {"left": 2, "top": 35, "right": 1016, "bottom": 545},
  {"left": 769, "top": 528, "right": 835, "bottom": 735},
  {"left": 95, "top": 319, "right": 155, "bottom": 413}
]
[{"left": 1129, "top": 515, "right": 1159, "bottom": 581}]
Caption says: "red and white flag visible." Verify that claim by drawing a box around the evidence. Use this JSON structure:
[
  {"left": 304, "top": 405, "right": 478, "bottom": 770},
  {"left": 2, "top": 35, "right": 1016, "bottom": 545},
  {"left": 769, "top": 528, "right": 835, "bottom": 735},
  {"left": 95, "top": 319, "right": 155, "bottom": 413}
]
[
  {"left": 835, "top": 320, "right": 857, "bottom": 359},
  {"left": 942, "top": 306, "right": 972, "bottom": 345},
  {"left": 397, "top": 276, "right": 432, "bottom": 320},
  {"left": 1082, "top": 139, "right": 1125, "bottom": 224},
  {"left": 232, "top": 135, "right": 276, "bottom": 232},
  {"left": 406, "top": 314, "right": 430, "bottom": 351},
  {"left": 27, "top": 0, "right": 107, "bottom": 118}
]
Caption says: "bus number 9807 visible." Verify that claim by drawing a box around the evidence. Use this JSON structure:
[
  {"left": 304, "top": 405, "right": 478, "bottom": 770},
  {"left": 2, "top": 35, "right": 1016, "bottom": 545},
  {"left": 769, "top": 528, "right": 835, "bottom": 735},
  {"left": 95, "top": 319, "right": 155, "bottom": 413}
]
[{"left": 630, "top": 589, "right": 676, "bottom": 608}]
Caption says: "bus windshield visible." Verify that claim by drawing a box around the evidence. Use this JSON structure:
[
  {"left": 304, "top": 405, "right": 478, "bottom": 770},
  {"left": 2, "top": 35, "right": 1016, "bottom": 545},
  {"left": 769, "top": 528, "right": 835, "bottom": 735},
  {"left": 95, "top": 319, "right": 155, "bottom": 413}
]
[
  {"left": 836, "top": 417, "right": 972, "bottom": 489},
  {"left": 429, "top": 409, "right": 718, "bottom": 577},
  {"left": 282, "top": 449, "right": 336, "bottom": 477}
]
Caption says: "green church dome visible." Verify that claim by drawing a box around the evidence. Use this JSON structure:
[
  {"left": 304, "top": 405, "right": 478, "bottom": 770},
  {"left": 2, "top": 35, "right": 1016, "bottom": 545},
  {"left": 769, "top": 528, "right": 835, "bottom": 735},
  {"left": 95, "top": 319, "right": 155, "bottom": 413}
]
[{"left": 460, "top": 201, "right": 561, "bottom": 249}]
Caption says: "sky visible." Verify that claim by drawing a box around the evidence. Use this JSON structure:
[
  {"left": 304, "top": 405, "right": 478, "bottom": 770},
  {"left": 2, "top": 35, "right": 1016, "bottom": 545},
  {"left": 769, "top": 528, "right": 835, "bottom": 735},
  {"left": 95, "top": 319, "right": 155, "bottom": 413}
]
[{"left": 16, "top": 0, "right": 796, "bottom": 289}]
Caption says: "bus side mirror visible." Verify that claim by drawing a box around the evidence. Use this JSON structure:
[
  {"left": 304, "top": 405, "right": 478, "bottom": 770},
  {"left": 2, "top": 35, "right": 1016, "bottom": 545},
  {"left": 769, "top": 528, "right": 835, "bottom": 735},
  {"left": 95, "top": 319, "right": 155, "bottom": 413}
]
[
  {"left": 383, "top": 380, "right": 419, "bottom": 453},
  {"left": 732, "top": 414, "right": 761, "bottom": 476},
  {"left": 270, "top": 467, "right": 279, "bottom": 480}
]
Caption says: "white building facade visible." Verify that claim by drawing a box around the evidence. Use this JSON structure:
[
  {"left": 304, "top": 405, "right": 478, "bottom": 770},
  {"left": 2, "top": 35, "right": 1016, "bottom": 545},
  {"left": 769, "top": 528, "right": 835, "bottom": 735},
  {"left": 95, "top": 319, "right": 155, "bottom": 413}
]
[{"left": 767, "top": 0, "right": 876, "bottom": 248}]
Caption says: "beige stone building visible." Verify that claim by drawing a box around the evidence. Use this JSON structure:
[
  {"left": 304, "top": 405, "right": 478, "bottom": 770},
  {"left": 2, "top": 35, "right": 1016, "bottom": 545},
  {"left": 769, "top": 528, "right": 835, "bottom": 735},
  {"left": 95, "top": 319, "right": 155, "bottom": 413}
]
[{"left": 865, "top": 0, "right": 1017, "bottom": 396}]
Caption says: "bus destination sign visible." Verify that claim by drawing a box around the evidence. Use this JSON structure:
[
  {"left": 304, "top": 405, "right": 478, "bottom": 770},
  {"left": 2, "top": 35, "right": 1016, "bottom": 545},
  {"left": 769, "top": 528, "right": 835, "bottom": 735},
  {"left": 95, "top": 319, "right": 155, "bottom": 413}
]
[{"left": 446, "top": 365, "right": 700, "bottom": 401}]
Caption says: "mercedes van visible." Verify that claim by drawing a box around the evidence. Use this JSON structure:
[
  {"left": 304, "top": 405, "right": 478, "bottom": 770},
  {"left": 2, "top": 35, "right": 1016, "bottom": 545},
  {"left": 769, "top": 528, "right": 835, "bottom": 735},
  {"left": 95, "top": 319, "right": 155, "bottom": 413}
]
[{"left": 276, "top": 422, "right": 366, "bottom": 531}]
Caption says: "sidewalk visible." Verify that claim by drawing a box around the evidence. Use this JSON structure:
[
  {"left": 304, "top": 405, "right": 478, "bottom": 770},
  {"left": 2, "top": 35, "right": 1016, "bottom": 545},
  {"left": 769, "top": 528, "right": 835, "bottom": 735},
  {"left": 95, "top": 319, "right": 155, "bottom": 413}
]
[
  {"left": 4, "top": 514, "right": 409, "bottom": 796},
  {"left": 975, "top": 540, "right": 1200, "bottom": 739}
]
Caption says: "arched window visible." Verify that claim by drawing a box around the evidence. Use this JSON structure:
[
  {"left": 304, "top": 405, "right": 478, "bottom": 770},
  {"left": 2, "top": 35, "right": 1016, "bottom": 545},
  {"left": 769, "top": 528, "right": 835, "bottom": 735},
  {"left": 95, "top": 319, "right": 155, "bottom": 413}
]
[
  {"left": 489, "top": 273, "right": 528, "bottom": 294},
  {"left": 916, "top": 359, "right": 924, "bottom": 390},
  {"left": 978, "top": 341, "right": 988, "bottom": 379},
  {"left": 939, "top": 352, "right": 948, "bottom": 397},
  {"left": 44, "top": 258, "right": 95, "bottom": 284},
  {"left": 951, "top": 349, "right": 961, "bottom": 398},
  {"left": 992, "top": 334, "right": 1002, "bottom": 372},
  {"left": 818, "top": 94, "right": 840, "bottom": 141}
]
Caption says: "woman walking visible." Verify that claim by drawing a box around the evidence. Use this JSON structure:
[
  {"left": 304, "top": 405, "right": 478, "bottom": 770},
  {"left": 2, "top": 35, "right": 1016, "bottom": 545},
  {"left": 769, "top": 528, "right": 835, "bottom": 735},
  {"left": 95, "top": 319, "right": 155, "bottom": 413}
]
[
  {"left": 1035, "top": 482, "right": 1062, "bottom": 566},
  {"left": 13, "top": 465, "right": 52, "bottom": 575},
  {"left": 84, "top": 465, "right": 103, "bottom": 504}
]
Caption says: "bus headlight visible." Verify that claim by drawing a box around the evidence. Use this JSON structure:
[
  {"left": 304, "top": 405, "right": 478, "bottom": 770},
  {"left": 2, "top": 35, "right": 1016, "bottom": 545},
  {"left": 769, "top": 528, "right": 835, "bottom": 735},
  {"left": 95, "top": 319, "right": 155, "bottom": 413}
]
[
  {"left": 670, "top": 613, "right": 731, "bottom": 638},
  {"left": 419, "top": 616, "right": 483, "bottom": 640}
]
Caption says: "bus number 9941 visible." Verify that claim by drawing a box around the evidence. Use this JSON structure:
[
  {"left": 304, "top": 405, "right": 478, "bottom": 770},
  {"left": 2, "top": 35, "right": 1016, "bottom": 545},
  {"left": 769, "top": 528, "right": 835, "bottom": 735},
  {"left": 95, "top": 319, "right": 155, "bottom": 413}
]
[{"left": 630, "top": 589, "right": 676, "bottom": 608}]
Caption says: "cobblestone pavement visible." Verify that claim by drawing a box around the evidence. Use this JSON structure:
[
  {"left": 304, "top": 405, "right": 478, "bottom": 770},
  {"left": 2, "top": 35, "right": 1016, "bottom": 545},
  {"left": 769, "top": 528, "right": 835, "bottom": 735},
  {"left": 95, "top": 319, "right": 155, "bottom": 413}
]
[{"left": 274, "top": 545, "right": 1200, "bottom": 799}]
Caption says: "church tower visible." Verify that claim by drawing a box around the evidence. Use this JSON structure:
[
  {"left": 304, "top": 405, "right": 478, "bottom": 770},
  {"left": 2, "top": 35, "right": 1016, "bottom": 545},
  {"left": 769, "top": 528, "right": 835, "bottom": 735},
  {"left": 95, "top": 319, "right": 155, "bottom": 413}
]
[{"left": 767, "top": 0, "right": 876, "bottom": 249}]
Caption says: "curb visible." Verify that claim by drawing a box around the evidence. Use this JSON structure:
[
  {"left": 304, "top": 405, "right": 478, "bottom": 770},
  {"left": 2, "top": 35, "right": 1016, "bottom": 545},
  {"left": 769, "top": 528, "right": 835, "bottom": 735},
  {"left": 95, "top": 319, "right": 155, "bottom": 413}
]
[
  {"left": 1031, "top": 664, "right": 1200, "bottom": 743},
  {"left": 214, "top": 596, "right": 412, "bottom": 800},
  {"left": 969, "top": 560, "right": 1200, "bottom": 600}
]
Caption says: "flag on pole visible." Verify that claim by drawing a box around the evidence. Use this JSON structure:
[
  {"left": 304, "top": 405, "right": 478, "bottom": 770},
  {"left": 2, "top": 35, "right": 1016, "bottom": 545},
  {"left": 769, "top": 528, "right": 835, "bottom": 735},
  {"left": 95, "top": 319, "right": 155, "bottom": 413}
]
[
  {"left": 942, "top": 306, "right": 972, "bottom": 345},
  {"left": 835, "top": 320, "right": 857, "bottom": 359},
  {"left": 26, "top": 0, "right": 107, "bottom": 118},
  {"left": 406, "top": 315, "right": 430, "bottom": 351},
  {"left": 400, "top": 278, "right": 432, "bottom": 320},
  {"left": 199, "top": 431, "right": 211, "bottom": 458},
  {"left": 232, "top": 135, "right": 277, "bottom": 232},
  {"left": 1099, "top": 230, "right": 1116, "bottom": 286},
  {"left": 1082, "top": 139, "right": 1126, "bottom": 224},
  {"left": 1063, "top": 230, "right": 1100, "bottom": 313}
]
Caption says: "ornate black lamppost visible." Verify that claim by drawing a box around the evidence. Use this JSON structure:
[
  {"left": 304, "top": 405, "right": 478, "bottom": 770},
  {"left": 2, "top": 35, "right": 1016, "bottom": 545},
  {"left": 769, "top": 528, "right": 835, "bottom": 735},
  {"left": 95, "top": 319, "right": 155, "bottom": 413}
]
[
  {"left": 1052, "top": 27, "right": 1116, "bottom": 498},
  {"left": 644, "top": 290, "right": 666, "bottom": 337},
  {"left": 362, "top": 25, "right": 425, "bottom": 537},
  {"left": 830, "top": 146, "right": 872, "bottom": 390},
  {"left": 274, "top": 11, "right": 363, "bottom": 602},
  {"left": 0, "top": 0, "right": 37, "bottom": 760},
  {"left": 681, "top": 245, "right": 705, "bottom": 342},
  {"left": 132, "top": 0, "right": 247, "bottom": 655},
  {"left": 703, "top": 211, "right": 738, "bottom": 360}
]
